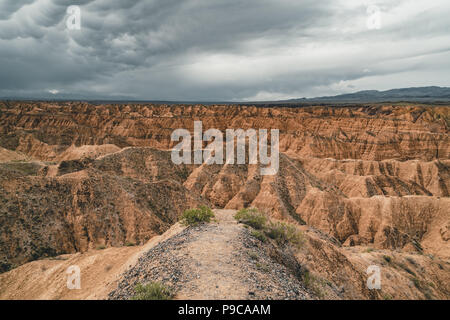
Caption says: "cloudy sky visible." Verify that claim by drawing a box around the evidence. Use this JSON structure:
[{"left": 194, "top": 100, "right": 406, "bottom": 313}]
[{"left": 0, "top": 0, "right": 449, "bottom": 101}]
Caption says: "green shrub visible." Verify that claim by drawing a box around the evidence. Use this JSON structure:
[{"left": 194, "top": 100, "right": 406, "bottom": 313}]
[
  {"left": 248, "top": 251, "right": 259, "bottom": 261},
  {"left": 424, "top": 291, "right": 433, "bottom": 300},
  {"left": 383, "top": 293, "right": 393, "bottom": 300},
  {"left": 302, "top": 270, "right": 326, "bottom": 298},
  {"left": 285, "top": 224, "right": 305, "bottom": 248},
  {"left": 264, "top": 221, "right": 285, "bottom": 242},
  {"left": 255, "top": 262, "right": 270, "bottom": 273},
  {"left": 383, "top": 255, "right": 392, "bottom": 263},
  {"left": 125, "top": 242, "right": 136, "bottom": 247},
  {"left": 412, "top": 277, "right": 421, "bottom": 289},
  {"left": 234, "top": 208, "right": 267, "bottom": 229},
  {"left": 96, "top": 245, "right": 106, "bottom": 250},
  {"left": 250, "top": 230, "right": 267, "bottom": 243},
  {"left": 236, "top": 208, "right": 304, "bottom": 249},
  {"left": 303, "top": 270, "right": 313, "bottom": 287},
  {"left": 180, "top": 206, "right": 214, "bottom": 226},
  {"left": 131, "top": 282, "right": 173, "bottom": 300},
  {"left": 265, "top": 221, "right": 304, "bottom": 248}
]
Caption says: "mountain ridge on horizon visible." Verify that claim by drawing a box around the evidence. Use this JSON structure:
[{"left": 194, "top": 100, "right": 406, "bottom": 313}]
[
  {"left": 281, "top": 86, "right": 450, "bottom": 104},
  {"left": 1, "top": 86, "right": 450, "bottom": 104}
]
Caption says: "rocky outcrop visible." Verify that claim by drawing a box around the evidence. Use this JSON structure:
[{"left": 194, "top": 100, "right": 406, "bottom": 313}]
[
  {"left": 0, "top": 148, "right": 206, "bottom": 272},
  {"left": 1, "top": 102, "right": 448, "bottom": 161}
]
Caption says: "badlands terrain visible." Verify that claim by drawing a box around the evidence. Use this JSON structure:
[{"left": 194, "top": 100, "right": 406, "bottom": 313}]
[{"left": 0, "top": 101, "right": 449, "bottom": 300}]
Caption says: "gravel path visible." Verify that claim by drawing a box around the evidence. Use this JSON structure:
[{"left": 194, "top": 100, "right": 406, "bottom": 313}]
[{"left": 109, "top": 210, "right": 312, "bottom": 300}]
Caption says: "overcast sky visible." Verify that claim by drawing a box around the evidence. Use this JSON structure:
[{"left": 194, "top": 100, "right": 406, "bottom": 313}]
[{"left": 0, "top": 0, "right": 449, "bottom": 101}]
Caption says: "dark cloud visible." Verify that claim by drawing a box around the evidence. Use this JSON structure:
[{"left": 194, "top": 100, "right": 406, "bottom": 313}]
[
  {"left": 0, "top": 0, "right": 34, "bottom": 20},
  {"left": 0, "top": 0, "right": 449, "bottom": 100}
]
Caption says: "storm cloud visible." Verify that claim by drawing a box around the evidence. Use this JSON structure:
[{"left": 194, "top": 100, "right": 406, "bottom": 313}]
[{"left": 0, "top": 0, "right": 449, "bottom": 101}]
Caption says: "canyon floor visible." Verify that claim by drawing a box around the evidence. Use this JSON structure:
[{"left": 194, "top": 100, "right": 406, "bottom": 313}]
[{"left": 0, "top": 101, "right": 449, "bottom": 299}]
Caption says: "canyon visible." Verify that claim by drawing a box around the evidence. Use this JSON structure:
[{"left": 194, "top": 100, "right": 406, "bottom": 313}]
[{"left": 0, "top": 101, "right": 448, "bottom": 299}]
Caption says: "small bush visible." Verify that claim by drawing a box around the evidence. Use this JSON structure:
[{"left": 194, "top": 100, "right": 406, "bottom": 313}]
[
  {"left": 265, "top": 222, "right": 285, "bottom": 242},
  {"left": 234, "top": 208, "right": 267, "bottom": 229},
  {"left": 383, "top": 255, "right": 392, "bottom": 263},
  {"left": 180, "top": 206, "right": 214, "bottom": 226},
  {"left": 125, "top": 242, "right": 136, "bottom": 247},
  {"left": 250, "top": 230, "right": 267, "bottom": 243},
  {"left": 424, "top": 291, "right": 433, "bottom": 300},
  {"left": 383, "top": 293, "right": 393, "bottom": 300},
  {"left": 303, "top": 270, "right": 313, "bottom": 287},
  {"left": 96, "top": 245, "right": 106, "bottom": 250},
  {"left": 236, "top": 208, "right": 304, "bottom": 249},
  {"left": 265, "top": 221, "right": 304, "bottom": 248},
  {"left": 412, "top": 277, "right": 421, "bottom": 289},
  {"left": 255, "top": 262, "right": 270, "bottom": 273},
  {"left": 302, "top": 270, "right": 326, "bottom": 299},
  {"left": 131, "top": 282, "right": 173, "bottom": 300},
  {"left": 248, "top": 251, "right": 259, "bottom": 261}
]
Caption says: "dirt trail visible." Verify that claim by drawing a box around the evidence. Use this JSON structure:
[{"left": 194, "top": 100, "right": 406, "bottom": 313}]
[
  {"left": 176, "top": 210, "right": 250, "bottom": 299},
  {"left": 109, "top": 209, "right": 312, "bottom": 300}
]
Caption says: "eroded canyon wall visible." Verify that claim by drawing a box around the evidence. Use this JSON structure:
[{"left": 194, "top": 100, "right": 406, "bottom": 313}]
[{"left": 0, "top": 101, "right": 448, "bottom": 271}]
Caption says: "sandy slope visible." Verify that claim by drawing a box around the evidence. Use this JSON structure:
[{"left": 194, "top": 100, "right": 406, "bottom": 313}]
[{"left": 0, "top": 224, "right": 184, "bottom": 300}]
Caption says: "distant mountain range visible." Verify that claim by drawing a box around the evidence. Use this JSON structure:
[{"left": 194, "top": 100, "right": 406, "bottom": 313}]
[
  {"left": 1, "top": 86, "right": 449, "bottom": 104},
  {"left": 282, "top": 86, "right": 450, "bottom": 103}
]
